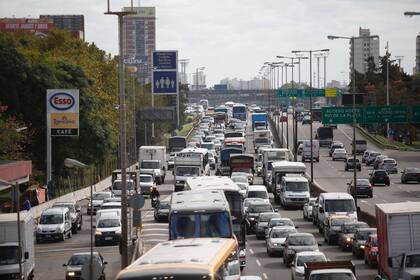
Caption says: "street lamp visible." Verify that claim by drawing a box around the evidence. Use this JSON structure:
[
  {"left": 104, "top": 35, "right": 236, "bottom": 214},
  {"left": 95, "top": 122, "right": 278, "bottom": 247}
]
[
  {"left": 404, "top": 11, "right": 420, "bottom": 17},
  {"left": 292, "top": 48, "right": 330, "bottom": 183},
  {"left": 328, "top": 34, "right": 377, "bottom": 207}
]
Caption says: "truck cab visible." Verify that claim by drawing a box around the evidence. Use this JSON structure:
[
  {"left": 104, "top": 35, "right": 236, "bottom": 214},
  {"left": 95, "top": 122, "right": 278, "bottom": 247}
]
[{"left": 389, "top": 250, "right": 420, "bottom": 280}]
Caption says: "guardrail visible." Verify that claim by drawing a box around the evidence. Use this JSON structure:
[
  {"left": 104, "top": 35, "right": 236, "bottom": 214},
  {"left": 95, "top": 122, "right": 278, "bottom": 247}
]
[{"left": 268, "top": 115, "right": 377, "bottom": 227}]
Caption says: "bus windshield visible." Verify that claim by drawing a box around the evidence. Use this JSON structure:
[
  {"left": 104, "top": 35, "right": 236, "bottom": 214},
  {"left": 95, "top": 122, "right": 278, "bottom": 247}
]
[
  {"left": 170, "top": 212, "right": 232, "bottom": 239},
  {"left": 176, "top": 166, "right": 200, "bottom": 177}
]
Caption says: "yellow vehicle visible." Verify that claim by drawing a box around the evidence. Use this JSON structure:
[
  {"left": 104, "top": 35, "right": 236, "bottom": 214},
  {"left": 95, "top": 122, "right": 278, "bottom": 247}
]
[{"left": 116, "top": 238, "right": 240, "bottom": 280}]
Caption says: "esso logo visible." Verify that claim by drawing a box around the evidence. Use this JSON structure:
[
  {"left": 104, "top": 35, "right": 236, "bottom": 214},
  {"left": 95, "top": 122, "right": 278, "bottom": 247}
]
[{"left": 49, "top": 93, "right": 75, "bottom": 111}]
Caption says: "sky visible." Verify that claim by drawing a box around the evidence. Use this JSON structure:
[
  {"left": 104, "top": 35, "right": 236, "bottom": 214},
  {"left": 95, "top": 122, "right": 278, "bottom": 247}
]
[{"left": 1, "top": 0, "right": 420, "bottom": 87}]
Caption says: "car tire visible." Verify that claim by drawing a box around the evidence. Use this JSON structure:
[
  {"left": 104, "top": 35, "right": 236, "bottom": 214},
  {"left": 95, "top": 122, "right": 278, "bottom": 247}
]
[
  {"left": 61, "top": 233, "right": 66, "bottom": 241},
  {"left": 68, "top": 230, "right": 72, "bottom": 239}
]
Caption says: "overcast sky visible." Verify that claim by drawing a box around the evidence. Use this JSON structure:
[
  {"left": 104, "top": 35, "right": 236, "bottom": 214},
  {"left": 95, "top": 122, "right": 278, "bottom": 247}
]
[{"left": 1, "top": 0, "right": 420, "bottom": 87}]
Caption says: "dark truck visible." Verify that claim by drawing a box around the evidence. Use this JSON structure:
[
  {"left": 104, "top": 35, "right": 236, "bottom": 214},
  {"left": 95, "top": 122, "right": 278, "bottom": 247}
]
[
  {"left": 168, "top": 136, "right": 187, "bottom": 153},
  {"left": 304, "top": 261, "right": 356, "bottom": 280},
  {"left": 216, "top": 147, "right": 242, "bottom": 176},
  {"left": 315, "top": 126, "right": 334, "bottom": 147},
  {"left": 229, "top": 154, "right": 254, "bottom": 175}
]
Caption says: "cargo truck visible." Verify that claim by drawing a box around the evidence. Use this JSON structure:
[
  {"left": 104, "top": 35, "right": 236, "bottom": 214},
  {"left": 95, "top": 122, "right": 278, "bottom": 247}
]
[
  {"left": 139, "top": 146, "right": 167, "bottom": 184},
  {"left": 251, "top": 112, "right": 267, "bottom": 130},
  {"left": 315, "top": 126, "right": 333, "bottom": 147},
  {"left": 0, "top": 212, "right": 35, "bottom": 280},
  {"left": 376, "top": 202, "right": 420, "bottom": 280},
  {"left": 173, "top": 154, "right": 202, "bottom": 192}
]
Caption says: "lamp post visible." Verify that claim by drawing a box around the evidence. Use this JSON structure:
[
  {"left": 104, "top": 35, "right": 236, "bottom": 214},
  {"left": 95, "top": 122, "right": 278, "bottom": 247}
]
[
  {"left": 328, "top": 34, "right": 377, "bottom": 207},
  {"left": 292, "top": 48, "right": 330, "bottom": 183},
  {"left": 404, "top": 11, "right": 420, "bottom": 16},
  {"left": 104, "top": 1, "right": 135, "bottom": 269}
]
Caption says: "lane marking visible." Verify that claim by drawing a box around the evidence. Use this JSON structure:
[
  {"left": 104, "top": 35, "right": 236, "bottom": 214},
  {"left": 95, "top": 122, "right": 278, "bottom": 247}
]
[
  {"left": 249, "top": 248, "right": 254, "bottom": 254},
  {"left": 263, "top": 273, "right": 268, "bottom": 279},
  {"left": 256, "top": 259, "right": 261, "bottom": 267},
  {"left": 37, "top": 245, "right": 118, "bottom": 253},
  {"left": 141, "top": 228, "right": 168, "bottom": 232}
]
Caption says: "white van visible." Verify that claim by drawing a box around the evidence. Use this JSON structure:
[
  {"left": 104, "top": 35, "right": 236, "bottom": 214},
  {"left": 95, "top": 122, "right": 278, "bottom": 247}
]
[
  {"left": 247, "top": 185, "right": 269, "bottom": 204},
  {"left": 317, "top": 192, "right": 358, "bottom": 233},
  {"left": 278, "top": 175, "right": 310, "bottom": 209},
  {"left": 302, "top": 140, "right": 319, "bottom": 162},
  {"left": 272, "top": 161, "right": 306, "bottom": 203},
  {"left": 112, "top": 179, "right": 136, "bottom": 197},
  {"left": 36, "top": 207, "right": 72, "bottom": 242}
]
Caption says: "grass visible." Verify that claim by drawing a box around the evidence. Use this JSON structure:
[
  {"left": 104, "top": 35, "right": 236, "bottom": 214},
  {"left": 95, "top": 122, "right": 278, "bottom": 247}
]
[
  {"left": 369, "top": 134, "right": 420, "bottom": 151},
  {"left": 158, "top": 120, "right": 195, "bottom": 146}
]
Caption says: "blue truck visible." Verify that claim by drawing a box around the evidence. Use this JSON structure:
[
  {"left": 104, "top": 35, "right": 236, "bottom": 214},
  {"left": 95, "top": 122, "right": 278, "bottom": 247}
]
[{"left": 251, "top": 112, "right": 268, "bottom": 130}]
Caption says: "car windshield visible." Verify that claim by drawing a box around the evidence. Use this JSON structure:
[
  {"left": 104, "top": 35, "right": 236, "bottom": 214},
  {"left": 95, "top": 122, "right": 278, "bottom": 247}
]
[
  {"left": 159, "top": 203, "right": 170, "bottom": 209},
  {"left": 405, "top": 254, "right": 420, "bottom": 268},
  {"left": 53, "top": 204, "right": 75, "bottom": 212},
  {"left": 375, "top": 171, "right": 387, "bottom": 176},
  {"left": 356, "top": 230, "right": 376, "bottom": 240},
  {"left": 256, "top": 138, "right": 269, "bottom": 144},
  {"left": 0, "top": 246, "right": 19, "bottom": 265},
  {"left": 297, "top": 255, "right": 327, "bottom": 266},
  {"left": 311, "top": 273, "right": 354, "bottom": 280},
  {"left": 141, "top": 161, "right": 159, "bottom": 169},
  {"left": 68, "top": 254, "right": 97, "bottom": 266},
  {"left": 201, "top": 143, "right": 214, "bottom": 150},
  {"left": 356, "top": 179, "right": 370, "bottom": 186},
  {"left": 324, "top": 199, "right": 356, "bottom": 213},
  {"left": 288, "top": 235, "right": 316, "bottom": 246},
  {"left": 347, "top": 159, "right": 359, "bottom": 162},
  {"left": 113, "top": 181, "right": 134, "bottom": 190},
  {"left": 249, "top": 204, "right": 272, "bottom": 213},
  {"left": 270, "top": 219, "right": 294, "bottom": 227},
  {"left": 285, "top": 182, "right": 309, "bottom": 192},
  {"left": 97, "top": 219, "right": 120, "bottom": 228},
  {"left": 231, "top": 176, "right": 248, "bottom": 184},
  {"left": 258, "top": 214, "right": 279, "bottom": 222},
  {"left": 248, "top": 190, "right": 268, "bottom": 199},
  {"left": 140, "top": 176, "right": 153, "bottom": 182},
  {"left": 92, "top": 193, "right": 110, "bottom": 200},
  {"left": 342, "top": 225, "right": 357, "bottom": 233},
  {"left": 271, "top": 228, "right": 297, "bottom": 238},
  {"left": 40, "top": 214, "right": 63, "bottom": 224},
  {"left": 176, "top": 166, "right": 200, "bottom": 176}
]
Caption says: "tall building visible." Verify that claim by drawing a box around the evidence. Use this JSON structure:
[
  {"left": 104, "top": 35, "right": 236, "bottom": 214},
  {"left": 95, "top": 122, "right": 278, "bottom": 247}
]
[
  {"left": 350, "top": 27, "right": 380, "bottom": 75},
  {"left": 415, "top": 34, "right": 420, "bottom": 74},
  {"left": 40, "top": 15, "right": 84, "bottom": 40},
  {"left": 192, "top": 71, "right": 206, "bottom": 90},
  {"left": 122, "top": 7, "right": 156, "bottom": 83}
]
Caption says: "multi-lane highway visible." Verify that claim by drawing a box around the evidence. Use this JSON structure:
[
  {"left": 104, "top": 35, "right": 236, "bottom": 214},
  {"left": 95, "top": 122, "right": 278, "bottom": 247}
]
[{"left": 280, "top": 116, "right": 420, "bottom": 215}]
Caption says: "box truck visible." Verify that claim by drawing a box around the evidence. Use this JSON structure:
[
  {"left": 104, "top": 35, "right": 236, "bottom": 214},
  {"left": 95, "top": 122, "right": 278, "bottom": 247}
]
[
  {"left": 376, "top": 202, "right": 420, "bottom": 280},
  {"left": 0, "top": 212, "right": 35, "bottom": 280},
  {"left": 139, "top": 146, "right": 167, "bottom": 184}
]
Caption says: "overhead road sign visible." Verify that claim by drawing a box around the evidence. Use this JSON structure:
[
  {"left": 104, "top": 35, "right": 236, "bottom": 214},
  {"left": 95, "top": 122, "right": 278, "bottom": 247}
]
[
  {"left": 412, "top": 106, "right": 420, "bottom": 123},
  {"left": 364, "top": 106, "right": 407, "bottom": 124},
  {"left": 277, "top": 88, "right": 340, "bottom": 98},
  {"left": 322, "top": 106, "right": 364, "bottom": 124},
  {"left": 325, "top": 88, "right": 337, "bottom": 97},
  {"left": 152, "top": 50, "right": 178, "bottom": 96}
]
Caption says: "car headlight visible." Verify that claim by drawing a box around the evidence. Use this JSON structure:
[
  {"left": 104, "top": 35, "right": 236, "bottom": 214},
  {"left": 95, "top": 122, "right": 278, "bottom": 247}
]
[
  {"left": 360, "top": 245, "right": 365, "bottom": 249},
  {"left": 346, "top": 237, "right": 351, "bottom": 242},
  {"left": 95, "top": 231, "right": 102, "bottom": 236},
  {"left": 176, "top": 180, "right": 181, "bottom": 184},
  {"left": 116, "top": 229, "right": 122, "bottom": 235},
  {"left": 315, "top": 248, "right": 320, "bottom": 252},
  {"left": 273, "top": 243, "right": 279, "bottom": 247},
  {"left": 67, "top": 272, "right": 75, "bottom": 277},
  {"left": 239, "top": 249, "right": 246, "bottom": 257},
  {"left": 249, "top": 217, "right": 255, "bottom": 221}
]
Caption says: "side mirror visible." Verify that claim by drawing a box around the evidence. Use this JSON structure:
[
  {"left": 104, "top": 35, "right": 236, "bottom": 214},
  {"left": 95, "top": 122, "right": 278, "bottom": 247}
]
[
  {"left": 62, "top": 264, "right": 67, "bottom": 267},
  {"left": 24, "top": 252, "right": 29, "bottom": 260},
  {"left": 388, "top": 257, "right": 394, "bottom": 268}
]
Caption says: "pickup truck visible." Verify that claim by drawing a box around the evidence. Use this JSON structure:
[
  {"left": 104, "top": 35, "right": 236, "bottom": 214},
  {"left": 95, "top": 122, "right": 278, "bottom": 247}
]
[{"left": 304, "top": 261, "right": 356, "bottom": 280}]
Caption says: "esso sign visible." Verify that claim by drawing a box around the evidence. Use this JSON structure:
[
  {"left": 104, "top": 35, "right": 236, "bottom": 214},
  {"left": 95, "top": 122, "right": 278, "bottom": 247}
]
[{"left": 49, "top": 92, "right": 75, "bottom": 111}]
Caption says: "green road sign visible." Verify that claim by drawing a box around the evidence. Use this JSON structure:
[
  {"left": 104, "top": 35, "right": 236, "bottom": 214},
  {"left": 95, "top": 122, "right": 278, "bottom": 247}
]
[
  {"left": 412, "top": 106, "right": 420, "bottom": 123},
  {"left": 277, "top": 88, "right": 328, "bottom": 98},
  {"left": 322, "top": 107, "right": 364, "bottom": 124},
  {"left": 364, "top": 106, "right": 407, "bottom": 124}
]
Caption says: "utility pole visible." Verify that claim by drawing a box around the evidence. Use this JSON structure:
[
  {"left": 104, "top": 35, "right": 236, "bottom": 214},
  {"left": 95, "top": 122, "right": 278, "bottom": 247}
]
[{"left": 104, "top": 0, "right": 135, "bottom": 269}]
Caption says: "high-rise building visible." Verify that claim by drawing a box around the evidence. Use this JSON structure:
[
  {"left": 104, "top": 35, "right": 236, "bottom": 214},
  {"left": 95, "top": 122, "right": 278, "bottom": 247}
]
[
  {"left": 40, "top": 15, "right": 84, "bottom": 40},
  {"left": 350, "top": 27, "right": 380, "bottom": 75},
  {"left": 415, "top": 34, "right": 420, "bottom": 74},
  {"left": 122, "top": 7, "right": 156, "bottom": 83},
  {"left": 192, "top": 71, "right": 206, "bottom": 90}
]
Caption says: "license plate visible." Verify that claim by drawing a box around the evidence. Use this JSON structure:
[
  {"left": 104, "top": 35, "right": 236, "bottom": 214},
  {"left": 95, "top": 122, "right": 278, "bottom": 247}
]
[
  {"left": 45, "top": 235, "right": 51, "bottom": 238},
  {"left": 105, "top": 237, "right": 113, "bottom": 240}
]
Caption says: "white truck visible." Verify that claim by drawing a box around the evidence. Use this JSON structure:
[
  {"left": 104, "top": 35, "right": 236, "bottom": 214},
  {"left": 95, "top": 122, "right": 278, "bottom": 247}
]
[
  {"left": 261, "top": 148, "right": 289, "bottom": 190},
  {"left": 139, "top": 146, "right": 167, "bottom": 184},
  {"left": 174, "top": 153, "right": 203, "bottom": 192},
  {"left": 0, "top": 212, "right": 35, "bottom": 280},
  {"left": 253, "top": 129, "right": 272, "bottom": 152},
  {"left": 376, "top": 202, "right": 420, "bottom": 280}
]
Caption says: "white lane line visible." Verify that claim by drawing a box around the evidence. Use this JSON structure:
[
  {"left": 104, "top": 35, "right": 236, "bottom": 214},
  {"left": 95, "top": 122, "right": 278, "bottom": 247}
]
[
  {"left": 142, "top": 239, "right": 168, "bottom": 243},
  {"left": 142, "top": 228, "right": 168, "bottom": 232},
  {"left": 263, "top": 273, "right": 268, "bottom": 279},
  {"left": 382, "top": 199, "right": 387, "bottom": 203},
  {"left": 256, "top": 259, "right": 261, "bottom": 267},
  {"left": 360, "top": 200, "right": 367, "bottom": 203},
  {"left": 249, "top": 248, "right": 254, "bottom": 254},
  {"left": 37, "top": 246, "right": 118, "bottom": 253}
]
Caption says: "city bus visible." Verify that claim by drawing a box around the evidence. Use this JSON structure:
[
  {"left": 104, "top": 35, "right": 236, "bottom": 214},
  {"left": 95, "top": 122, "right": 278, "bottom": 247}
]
[
  {"left": 232, "top": 104, "right": 247, "bottom": 121},
  {"left": 169, "top": 189, "right": 233, "bottom": 240},
  {"left": 185, "top": 176, "right": 247, "bottom": 270},
  {"left": 116, "top": 238, "right": 240, "bottom": 280}
]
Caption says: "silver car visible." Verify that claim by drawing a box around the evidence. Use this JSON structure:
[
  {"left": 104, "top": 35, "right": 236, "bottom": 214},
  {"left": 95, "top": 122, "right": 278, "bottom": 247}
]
[
  {"left": 255, "top": 212, "right": 281, "bottom": 239},
  {"left": 264, "top": 218, "right": 295, "bottom": 238},
  {"left": 266, "top": 226, "right": 297, "bottom": 257},
  {"left": 303, "top": 198, "right": 317, "bottom": 221},
  {"left": 283, "top": 233, "right": 319, "bottom": 267}
]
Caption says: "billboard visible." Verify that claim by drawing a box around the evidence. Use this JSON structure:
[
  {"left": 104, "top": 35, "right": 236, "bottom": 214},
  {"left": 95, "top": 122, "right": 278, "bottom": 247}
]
[{"left": 0, "top": 18, "right": 53, "bottom": 34}]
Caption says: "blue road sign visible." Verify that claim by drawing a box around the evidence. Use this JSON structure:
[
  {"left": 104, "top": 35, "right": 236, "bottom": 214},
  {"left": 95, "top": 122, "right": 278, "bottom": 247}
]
[
  {"left": 153, "top": 51, "right": 177, "bottom": 70},
  {"left": 153, "top": 70, "right": 178, "bottom": 95}
]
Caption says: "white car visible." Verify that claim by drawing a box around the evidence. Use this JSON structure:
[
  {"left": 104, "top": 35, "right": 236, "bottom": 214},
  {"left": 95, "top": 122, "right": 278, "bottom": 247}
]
[
  {"left": 94, "top": 214, "right": 121, "bottom": 246},
  {"left": 265, "top": 226, "right": 297, "bottom": 257},
  {"left": 332, "top": 148, "right": 347, "bottom": 161},
  {"left": 231, "top": 171, "right": 253, "bottom": 185},
  {"left": 291, "top": 251, "right": 327, "bottom": 280},
  {"left": 139, "top": 174, "right": 155, "bottom": 195},
  {"left": 303, "top": 198, "right": 317, "bottom": 221},
  {"left": 235, "top": 182, "right": 248, "bottom": 197}
]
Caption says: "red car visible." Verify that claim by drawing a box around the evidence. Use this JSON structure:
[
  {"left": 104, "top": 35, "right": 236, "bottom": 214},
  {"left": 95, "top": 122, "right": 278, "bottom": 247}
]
[{"left": 364, "top": 234, "right": 378, "bottom": 267}]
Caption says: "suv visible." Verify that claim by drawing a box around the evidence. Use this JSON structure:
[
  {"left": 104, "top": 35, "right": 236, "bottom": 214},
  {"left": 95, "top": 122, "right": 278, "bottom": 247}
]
[
  {"left": 369, "top": 170, "right": 390, "bottom": 186},
  {"left": 52, "top": 201, "right": 82, "bottom": 233},
  {"left": 362, "top": 150, "right": 374, "bottom": 164},
  {"left": 329, "top": 142, "right": 344, "bottom": 157},
  {"left": 344, "top": 158, "right": 361, "bottom": 171},
  {"left": 373, "top": 155, "right": 387, "bottom": 170}
]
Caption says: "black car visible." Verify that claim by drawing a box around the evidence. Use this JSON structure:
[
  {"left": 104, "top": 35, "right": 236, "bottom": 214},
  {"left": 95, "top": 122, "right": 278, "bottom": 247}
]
[
  {"left": 329, "top": 142, "right": 344, "bottom": 157},
  {"left": 401, "top": 167, "right": 420, "bottom": 183},
  {"left": 63, "top": 252, "right": 107, "bottom": 280},
  {"left": 245, "top": 201, "right": 274, "bottom": 234},
  {"left": 369, "top": 170, "right": 390, "bottom": 186},
  {"left": 347, "top": 179, "right": 373, "bottom": 198},
  {"left": 154, "top": 201, "right": 170, "bottom": 222},
  {"left": 344, "top": 158, "right": 361, "bottom": 171}
]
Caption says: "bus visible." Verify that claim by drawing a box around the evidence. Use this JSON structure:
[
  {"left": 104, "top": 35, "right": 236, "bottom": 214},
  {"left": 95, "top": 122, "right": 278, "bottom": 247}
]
[
  {"left": 116, "top": 238, "right": 240, "bottom": 280},
  {"left": 177, "top": 147, "right": 210, "bottom": 175},
  {"left": 185, "top": 176, "right": 247, "bottom": 270},
  {"left": 232, "top": 104, "right": 247, "bottom": 121},
  {"left": 169, "top": 189, "right": 233, "bottom": 240}
]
